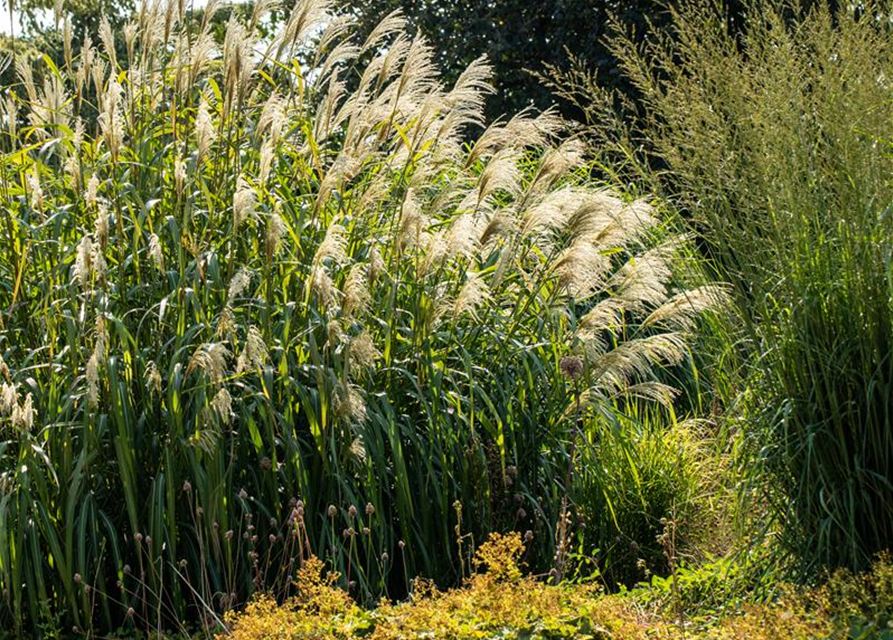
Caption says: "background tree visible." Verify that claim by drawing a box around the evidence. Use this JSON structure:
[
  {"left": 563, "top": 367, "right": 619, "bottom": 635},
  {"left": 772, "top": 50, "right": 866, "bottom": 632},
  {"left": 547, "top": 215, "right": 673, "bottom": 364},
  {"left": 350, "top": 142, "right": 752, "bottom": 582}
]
[{"left": 343, "top": 0, "right": 751, "bottom": 122}]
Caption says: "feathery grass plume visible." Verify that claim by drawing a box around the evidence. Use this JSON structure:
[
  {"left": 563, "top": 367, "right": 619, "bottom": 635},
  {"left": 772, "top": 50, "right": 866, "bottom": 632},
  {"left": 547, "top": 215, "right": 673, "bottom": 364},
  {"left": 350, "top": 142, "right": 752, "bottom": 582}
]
[
  {"left": 451, "top": 272, "right": 491, "bottom": 320},
  {"left": 11, "top": 393, "right": 34, "bottom": 431},
  {"left": 144, "top": 360, "right": 162, "bottom": 395},
  {"left": 195, "top": 97, "right": 215, "bottom": 164},
  {"left": 210, "top": 387, "right": 233, "bottom": 425},
  {"left": 73, "top": 235, "right": 95, "bottom": 288},
  {"left": 15, "top": 58, "right": 37, "bottom": 104},
  {"left": 236, "top": 326, "right": 268, "bottom": 374},
  {"left": 223, "top": 15, "right": 255, "bottom": 103},
  {"left": 552, "top": 240, "right": 611, "bottom": 299},
  {"left": 316, "top": 23, "right": 361, "bottom": 85},
  {"left": 265, "top": 212, "right": 286, "bottom": 259},
  {"left": 277, "top": 0, "right": 332, "bottom": 60},
  {"left": 86, "top": 317, "right": 108, "bottom": 408},
  {"left": 642, "top": 285, "right": 731, "bottom": 331},
  {"left": 5, "top": 95, "right": 17, "bottom": 141},
  {"left": 99, "top": 79, "right": 124, "bottom": 159},
  {"left": 99, "top": 16, "right": 117, "bottom": 70},
  {"left": 342, "top": 264, "right": 370, "bottom": 319},
  {"left": 611, "top": 241, "right": 681, "bottom": 313},
  {"left": 233, "top": 176, "right": 256, "bottom": 229},
  {"left": 463, "top": 148, "right": 523, "bottom": 211},
  {"left": 200, "top": 0, "right": 222, "bottom": 32},
  {"left": 259, "top": 139, "right": 275, "bottom": 185},
  {"left": 28, "top": 73, "right": 71, "bottom": 138},
  {"left": 441, "top": 55, "right": 494, "bottom": 131},
  {"left": 314, "top": 222, "right": 348, "bottom": 265},
  {"left": 85, "top": 173, "right": 100, "bottom": 209},
  {"left": 26, "top": 168, "right": 44, "bottom": 211},
  {"left": 333, "top": 382, "right": 366, "bottom": 425},
  {"left": 75, "top": 35, "right": 93, "bottom": 95},
  {"left": 187, "top": 343, "right": 230, "bottom": 385},
  {"left": 360, "top": 9, "right": 406, "bottom": 54},
  {"left": 63, "top": 155, "right": 79, "bottom": 191},
  {"left": 63, "top": 16, "right": 73, "bottom": 70},
  {"left": 395, "top": 189, "right": 429, "bottom": 250},
  {"left": 347, "top": 330, "right": 379, "bottom": 372},
  {"left": 578, "top": 298, "right": 626, "bottom": 353},
  {"left": 123, "top": 21, "right": 137, "bottom": 68},
  {"left": 250, "top": 0, "right": 280, "bottom": 31},
  {"left": 520, "top": 187, "right": 585, "bottom": 238},
  {"left": 228, "top": 268, "right": 253, "bottom": 301},
  {"left": 0, "top": 383, "right": 16, "bottom": 416},
  {"left": 258, "top": 91, "right": 286, "bottom": 144},
  {"left": 588, "top": 333, "right": 688, "bottom": 398},
  {"left": 91, "top": 59, "right": 108, "bottom": 107},
  {"left": 533, "top": 139, "right": 587, "bottom": 193},
  {"left": 444, "top": 213, "right": 482, "bottom": 261},
  {"left": 314, "top": 73, "right": 348, "bottom": 143},
  {"left": 148, "top": 233, "right": 165, "bottom": 272},
  {"left": 189, "top": 31, "right": 216, "bottom": 87},
  {"left": 310, "top": 264, "right": 339, "bottom": 308}
]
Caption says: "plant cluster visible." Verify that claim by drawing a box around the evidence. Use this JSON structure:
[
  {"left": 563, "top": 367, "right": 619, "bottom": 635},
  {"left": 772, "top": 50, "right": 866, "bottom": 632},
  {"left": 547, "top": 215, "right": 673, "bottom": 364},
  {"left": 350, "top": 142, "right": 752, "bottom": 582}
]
[
  {"left": 0, "top": 0, "right": 725, "bottom": 635},
  {"left": 549, "top": 0, "right": 893, "bottom": 575}
]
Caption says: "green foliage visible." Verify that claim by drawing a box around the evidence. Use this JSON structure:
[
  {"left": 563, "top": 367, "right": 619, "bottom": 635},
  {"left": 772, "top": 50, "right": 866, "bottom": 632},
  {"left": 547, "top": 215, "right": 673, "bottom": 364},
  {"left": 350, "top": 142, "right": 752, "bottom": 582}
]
[
  {"left": 573, "top": 409, "right": 706, "bottom": 587},
  {"left": 0, "top": 1, "right": 723, "bottom": 635},
  {"left": 222, "top": 533, "right": 893, "bottom": 640},
  {"left": 344, "top": 0, "right": 684, "bottom": 121},
  {"left": 554, "top": 0, "right": 893, "bottom": 574}
]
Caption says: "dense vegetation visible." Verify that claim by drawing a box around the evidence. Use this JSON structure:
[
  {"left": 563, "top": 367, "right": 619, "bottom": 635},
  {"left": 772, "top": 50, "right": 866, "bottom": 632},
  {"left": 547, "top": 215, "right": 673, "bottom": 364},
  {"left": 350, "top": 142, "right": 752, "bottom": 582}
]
[
  {"left": 548, "top": 0, "right": 893, "bottom": 573},
  {"left": 1, "top": 0, "right": 892, "bottom": 638}
]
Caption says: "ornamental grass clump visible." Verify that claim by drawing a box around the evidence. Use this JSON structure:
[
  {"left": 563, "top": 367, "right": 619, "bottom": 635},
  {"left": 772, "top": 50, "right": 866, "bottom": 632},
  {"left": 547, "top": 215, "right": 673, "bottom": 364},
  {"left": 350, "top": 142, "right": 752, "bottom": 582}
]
[
  {"left": 0, "top": 0, "right": 724, "bottom": 635},
  {"left": 546, "top": 0, "right": 893, "bottom": 574}
]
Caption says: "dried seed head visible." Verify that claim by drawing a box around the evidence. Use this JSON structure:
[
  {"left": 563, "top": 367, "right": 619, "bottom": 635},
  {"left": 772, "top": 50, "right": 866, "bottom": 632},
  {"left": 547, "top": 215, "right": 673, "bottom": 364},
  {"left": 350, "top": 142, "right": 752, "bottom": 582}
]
[
  {"left": 99, "top": 79, "right": 124, "bottom": 159},
  {"left": 85, "top": 174, "right": 100, "bottom": 209},
  {"left": 211, "top": 387, "right": 232, "bottom": 425},
  {"left": 348, "top": 330, "right": 379, "bottom": 371},
  {"left": 27, "top": 168, "right": 44, "bottom": 211},
  {"left": 342, "top": 264, "right": 371, "bottom": 319},
  {"left": 228, "top": 268, "right": 252, "bottom": 301},
  {"left": 236, "top": 326, "right": 267, "bottom": 374},
  {"left": 0, "top": 383, "right": 15, "bottom": 416},
  {"left": 12, "top": 393, "right": 34, "bottom": 431},
  {"left": 187, "top": 343, "right": 230, "bottom": 385},
  {"left": 148, "top": 233, "right": 165, "bottom": 272},
  {"left": 73, "top": 236, "right": 95, "bottom": 288},
  {"left": 195, "top": 98, "right": 215, "bottom": 163},
  {"left": 233, "top": 176, "right": 256, "bottom": 229},
  {"left": 95, "top": 204, "right": 109, "bottom": 249},
  {"left": 265, "top": 212, "right": 286, "bottom": 258},
  {"left": 560, "top": 355, "right": 584, "bottom": 380},
  {"left": 145, "top": 361, "right": 162, "bottom": 395}
]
